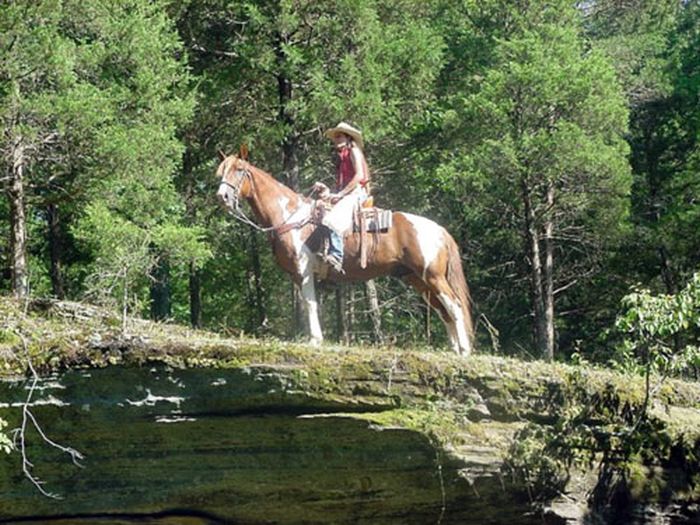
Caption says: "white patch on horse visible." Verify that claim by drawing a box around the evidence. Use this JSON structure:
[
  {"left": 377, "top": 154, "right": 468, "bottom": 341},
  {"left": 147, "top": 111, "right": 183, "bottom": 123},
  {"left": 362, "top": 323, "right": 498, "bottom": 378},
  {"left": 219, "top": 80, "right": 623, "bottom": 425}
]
[
  {"left": 438, "top": 292, "right": 471, "bottom": 356},
  {"left": 403, "top": 213, "right": 445, "bottom": 279},
  {"left": 278, "top": 196, "right": 322, "bottom": 343},
  {"left": 277, "top": 196, "right": 313, "bottom": 263},
  {"left": 301, "top": 275, "right": 322, "bottom": 344}
]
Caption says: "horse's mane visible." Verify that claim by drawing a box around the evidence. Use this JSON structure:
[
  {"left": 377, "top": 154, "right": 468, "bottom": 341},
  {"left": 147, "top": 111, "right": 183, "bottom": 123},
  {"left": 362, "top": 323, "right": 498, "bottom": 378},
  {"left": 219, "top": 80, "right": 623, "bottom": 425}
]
[{"left": 223, "top": 155, "right": 310, "bottom": 204}]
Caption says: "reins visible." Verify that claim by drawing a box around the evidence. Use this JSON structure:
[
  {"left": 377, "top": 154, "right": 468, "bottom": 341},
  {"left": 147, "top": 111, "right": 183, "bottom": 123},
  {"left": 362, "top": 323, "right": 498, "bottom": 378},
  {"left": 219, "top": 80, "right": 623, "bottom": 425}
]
[{"left": 221, "top": 165, "right": 313, "bottom": 235}]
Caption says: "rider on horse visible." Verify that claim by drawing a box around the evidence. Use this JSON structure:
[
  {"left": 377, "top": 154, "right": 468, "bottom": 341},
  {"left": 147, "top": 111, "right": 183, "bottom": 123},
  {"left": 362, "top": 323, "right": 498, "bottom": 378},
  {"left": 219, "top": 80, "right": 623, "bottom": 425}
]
[
  {"left": 322, "top": 122, "right": 371, "bottom": 272},
  {"left": 215, "top": 136, "right": 474, "bottom": 355}
]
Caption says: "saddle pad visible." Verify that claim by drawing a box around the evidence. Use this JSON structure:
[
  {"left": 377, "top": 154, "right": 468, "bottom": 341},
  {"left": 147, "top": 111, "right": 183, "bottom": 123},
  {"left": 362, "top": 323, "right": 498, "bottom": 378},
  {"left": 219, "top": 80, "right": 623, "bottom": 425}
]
[{"left": 353, "top": 208, "right": 392, "bottom": 233}]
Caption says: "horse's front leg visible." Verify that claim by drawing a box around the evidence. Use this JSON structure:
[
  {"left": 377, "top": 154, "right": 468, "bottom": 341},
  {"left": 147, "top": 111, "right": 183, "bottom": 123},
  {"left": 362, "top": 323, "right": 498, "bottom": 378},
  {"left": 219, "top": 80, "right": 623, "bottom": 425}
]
[
  {"left": 290, "top": 228, "right": 323, "bottom": 346},
  {"left": 299, "top": 272, "right": 323, "bottom": 346}
]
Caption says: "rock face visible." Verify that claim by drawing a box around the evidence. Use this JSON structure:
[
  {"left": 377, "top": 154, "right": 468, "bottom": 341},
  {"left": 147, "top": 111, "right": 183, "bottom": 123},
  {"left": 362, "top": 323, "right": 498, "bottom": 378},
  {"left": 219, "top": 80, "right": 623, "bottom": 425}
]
[
  {"left": 0, "top": 365, "right": 537, "bottom": 524},
  {"left": 0, "top": 298, "right": 699, "bottom": 524}
]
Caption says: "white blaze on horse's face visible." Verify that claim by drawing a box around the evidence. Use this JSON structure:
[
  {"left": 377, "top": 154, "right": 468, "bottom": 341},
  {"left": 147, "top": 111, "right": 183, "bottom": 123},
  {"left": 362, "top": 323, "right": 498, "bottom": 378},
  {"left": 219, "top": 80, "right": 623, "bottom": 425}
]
[
  {"left": 216, "top": 158, "right": 246, "bottom": 211},
  {"left": 216, "top": 181, "right": 235, "bottom": 209}
]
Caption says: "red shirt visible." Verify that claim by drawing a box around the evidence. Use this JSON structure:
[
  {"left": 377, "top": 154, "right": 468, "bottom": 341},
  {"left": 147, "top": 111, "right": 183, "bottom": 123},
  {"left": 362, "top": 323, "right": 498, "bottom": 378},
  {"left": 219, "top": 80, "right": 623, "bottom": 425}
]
[{"left": 337, "top": 146, "right": 369, "bottom": 190}]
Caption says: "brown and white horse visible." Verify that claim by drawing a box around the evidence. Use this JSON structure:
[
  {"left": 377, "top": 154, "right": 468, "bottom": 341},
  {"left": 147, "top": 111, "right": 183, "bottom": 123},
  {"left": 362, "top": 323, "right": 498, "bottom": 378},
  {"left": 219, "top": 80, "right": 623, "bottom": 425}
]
[{"left": 216, "top": 155, "right": 474, "bottom": 356}]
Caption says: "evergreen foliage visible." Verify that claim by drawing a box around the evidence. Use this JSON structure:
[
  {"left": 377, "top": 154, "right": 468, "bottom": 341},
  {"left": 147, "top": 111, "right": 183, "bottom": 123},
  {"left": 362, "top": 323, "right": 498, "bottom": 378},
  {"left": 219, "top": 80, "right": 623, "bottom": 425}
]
[{"left": 1, "top": 0, "right": 699, "bottom": 371}]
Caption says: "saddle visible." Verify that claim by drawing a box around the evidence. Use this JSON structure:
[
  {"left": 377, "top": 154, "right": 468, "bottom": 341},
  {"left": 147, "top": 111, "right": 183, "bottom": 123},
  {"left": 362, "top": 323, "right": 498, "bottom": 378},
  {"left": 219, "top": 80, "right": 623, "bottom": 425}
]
[
  {"left": 353, "top": 204, "right": 392, "bottom": 269},
  {"left": 311, "top": 185, "right": 392, "bottom": 270},
  {"left": 352, "top": 205, "right": 392, "bottom": 233}
]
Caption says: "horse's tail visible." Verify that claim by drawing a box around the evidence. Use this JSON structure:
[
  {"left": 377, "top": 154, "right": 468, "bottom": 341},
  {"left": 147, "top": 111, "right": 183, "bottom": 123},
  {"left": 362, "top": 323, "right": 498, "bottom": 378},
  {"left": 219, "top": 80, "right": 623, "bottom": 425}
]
[{"left": 446, "top": 234, "right": 475, "bottom": 353}]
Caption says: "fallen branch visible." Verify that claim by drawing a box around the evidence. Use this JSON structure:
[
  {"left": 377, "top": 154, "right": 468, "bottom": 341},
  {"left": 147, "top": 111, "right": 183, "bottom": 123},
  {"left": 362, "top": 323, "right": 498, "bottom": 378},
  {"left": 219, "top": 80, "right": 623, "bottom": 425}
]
[{"left": 10, "top": 329, "right": 84, "bottom": 499}]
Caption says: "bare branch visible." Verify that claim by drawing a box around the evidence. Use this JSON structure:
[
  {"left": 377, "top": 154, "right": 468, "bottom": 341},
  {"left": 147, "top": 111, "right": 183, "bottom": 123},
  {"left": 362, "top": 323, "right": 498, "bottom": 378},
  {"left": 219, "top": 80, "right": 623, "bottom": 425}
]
[
  {"left": 10, "top": 329, "right": 85, "bottom": 499},
  {"left": 553, "top": 279, "right": 579, "bottom": 296},
  {"left": 189, "top": 42, "right": 239, "bottom": 59}
]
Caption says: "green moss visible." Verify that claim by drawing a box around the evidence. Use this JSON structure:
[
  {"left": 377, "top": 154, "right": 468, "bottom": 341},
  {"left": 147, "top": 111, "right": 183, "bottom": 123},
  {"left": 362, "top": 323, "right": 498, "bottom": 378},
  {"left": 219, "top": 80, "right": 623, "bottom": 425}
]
[
  {"left": 626, "top": 460, "right": 663, "bottom": 501},
  {"left": 349, "top": 407, "right": 465, "bottom": 446},
  {"left": 0, "top": 329, "right": 21, "bottom": 347},
  {"left": 649, "top": 406, "right": 700, "bottom": 442},
  {"left": 3, "top": 293, "right": 700, "bottom": 511},
  {"left": 688, "top": 474, "right": 700, "bottom": 500}
]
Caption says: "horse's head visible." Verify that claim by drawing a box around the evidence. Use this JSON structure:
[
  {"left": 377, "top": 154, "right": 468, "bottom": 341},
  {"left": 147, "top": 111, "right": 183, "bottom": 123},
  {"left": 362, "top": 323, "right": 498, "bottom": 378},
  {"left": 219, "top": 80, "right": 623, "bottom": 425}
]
[{"left": 216, "top": 154, "right": 252, "bottom": 211}]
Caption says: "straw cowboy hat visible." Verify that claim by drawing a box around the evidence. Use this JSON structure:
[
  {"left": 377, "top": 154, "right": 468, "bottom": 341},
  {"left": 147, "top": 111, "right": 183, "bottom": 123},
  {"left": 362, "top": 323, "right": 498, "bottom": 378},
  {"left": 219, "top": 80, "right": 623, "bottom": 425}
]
[{"left": 325, "top": 122, "right": 364, "bottom": 150}]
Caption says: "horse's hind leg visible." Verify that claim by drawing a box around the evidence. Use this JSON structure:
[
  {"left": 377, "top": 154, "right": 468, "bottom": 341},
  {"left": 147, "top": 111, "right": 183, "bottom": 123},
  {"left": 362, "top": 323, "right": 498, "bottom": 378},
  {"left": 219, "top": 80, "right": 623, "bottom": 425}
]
[
  {"left": 415, "top": 271, "right": 471, "bottom": 356},
  {"left": 404, "top": 274, "right": 460, "bottom": 352},
  {"left": 430, "top": 276, "right": 471, "bottom": 356}
]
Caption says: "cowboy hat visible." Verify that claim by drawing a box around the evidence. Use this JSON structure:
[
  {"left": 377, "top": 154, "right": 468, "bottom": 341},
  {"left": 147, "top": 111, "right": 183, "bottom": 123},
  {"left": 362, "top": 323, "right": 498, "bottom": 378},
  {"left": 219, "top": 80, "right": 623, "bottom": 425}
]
[{"left": 325, "top": 121, "right": 364, "bottom": 150}]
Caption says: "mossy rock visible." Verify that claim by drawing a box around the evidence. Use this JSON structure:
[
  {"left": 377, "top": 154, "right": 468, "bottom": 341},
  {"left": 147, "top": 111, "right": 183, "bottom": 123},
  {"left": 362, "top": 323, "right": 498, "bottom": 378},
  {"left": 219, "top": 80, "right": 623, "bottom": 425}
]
[{"left": 1, "top": 296, "right": 700, "bottom": 523}]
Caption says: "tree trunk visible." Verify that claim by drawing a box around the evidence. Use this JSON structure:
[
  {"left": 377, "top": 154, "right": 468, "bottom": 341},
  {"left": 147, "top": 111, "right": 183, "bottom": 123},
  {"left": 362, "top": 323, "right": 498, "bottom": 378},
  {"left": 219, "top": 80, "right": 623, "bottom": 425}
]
[
  {"left": 46, "top": 203, "right": 65, "bottom": 299},
  {"left": 424, "top": 292, "right": 432, "bottom": 345},
  {"left": 292, "top": 285, "right": 305, "bottom": 340},
  {"left": 642, "top": 126, "right": 678, "bottom": 296},
  {"left": 641, "top": 129, "right": 680, "bottom": 350},
  {"left": 348, "top": 285, "right": 356, "bottom": 344},
  {"left": 543, "top": 183, "right": 555, "bottom": 361},
  {"left": 657, "top": 244, "right": 676, "bottom": 295},
  {"left": 276, "top": 31, "right": 299, "bottom": 192},
  {"left": 189, "top": 262, "right": 202, "bottom": 329},
  {"left": 149, "top": 256, "right": 171, "bottom": 321},
  {"left": 365, "top": 280, "right": 384, "bottom": 344},
  {"left": 276, "top": 32, "right": 303, "bottom": 337},
  {"left": 521, "top": 177, "right": 548, "bottom": 359},
  {"left": 247, "top": 231, "right": 267, "bottom": 333},
  {"left": 181, "top": 150, "right": 203, "bottom": 328},
  {"left": 7, "top": 136, "right": 29, "bottom": 299},
  {"left": 335, "top": 284, "right": 347, "bottom": 343}
]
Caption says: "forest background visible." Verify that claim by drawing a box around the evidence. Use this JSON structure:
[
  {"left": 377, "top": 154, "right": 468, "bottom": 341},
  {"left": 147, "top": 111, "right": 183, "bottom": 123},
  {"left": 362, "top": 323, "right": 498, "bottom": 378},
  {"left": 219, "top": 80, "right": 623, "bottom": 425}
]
[{"left": 2, "top": 0, "right": 699, "bottom": 376}]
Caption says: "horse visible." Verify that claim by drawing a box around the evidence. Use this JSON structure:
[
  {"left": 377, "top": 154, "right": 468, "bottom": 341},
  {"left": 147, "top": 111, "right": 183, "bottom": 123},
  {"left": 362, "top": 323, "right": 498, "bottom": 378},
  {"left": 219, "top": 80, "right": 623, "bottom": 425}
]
[{"left": 215, "top": 154, "right": 474, "bottom": 356}]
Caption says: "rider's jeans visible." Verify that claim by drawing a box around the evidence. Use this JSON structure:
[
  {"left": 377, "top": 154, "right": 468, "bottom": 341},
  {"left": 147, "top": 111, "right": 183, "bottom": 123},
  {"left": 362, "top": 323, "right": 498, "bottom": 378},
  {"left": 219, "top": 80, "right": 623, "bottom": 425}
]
[{"left": 322, "top": 186, "right": 368, "bottom": 261}]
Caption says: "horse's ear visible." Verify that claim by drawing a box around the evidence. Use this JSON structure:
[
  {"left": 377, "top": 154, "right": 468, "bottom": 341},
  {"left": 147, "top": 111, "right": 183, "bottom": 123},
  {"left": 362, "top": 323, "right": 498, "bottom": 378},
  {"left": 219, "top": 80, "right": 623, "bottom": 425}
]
[
  {"left": 239, "top": 143, "right": 249, "bottom": 160},
  {"left": 218, "top": 149, "right": 226, "bottom": 161}
]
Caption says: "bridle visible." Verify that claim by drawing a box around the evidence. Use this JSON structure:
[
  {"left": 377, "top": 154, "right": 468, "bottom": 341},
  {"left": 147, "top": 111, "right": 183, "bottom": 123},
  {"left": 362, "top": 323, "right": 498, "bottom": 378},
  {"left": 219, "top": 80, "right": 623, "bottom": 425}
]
[
  {"left": 219, "top": 165, "right": 265, "bottom": 230},
  {"left": 219, "top": 161, "right": 312, "bottom": 235}
]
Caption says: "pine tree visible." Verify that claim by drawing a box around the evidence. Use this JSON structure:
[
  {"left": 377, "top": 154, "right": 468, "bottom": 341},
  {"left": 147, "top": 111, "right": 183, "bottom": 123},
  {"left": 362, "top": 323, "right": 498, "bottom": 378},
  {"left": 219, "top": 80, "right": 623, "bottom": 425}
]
[
  {"left": 1, "top": 1, "right": 209, "bottom": 313},
  {"left": 434, "top": 0, "right": 631, "bottom": 359}
]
